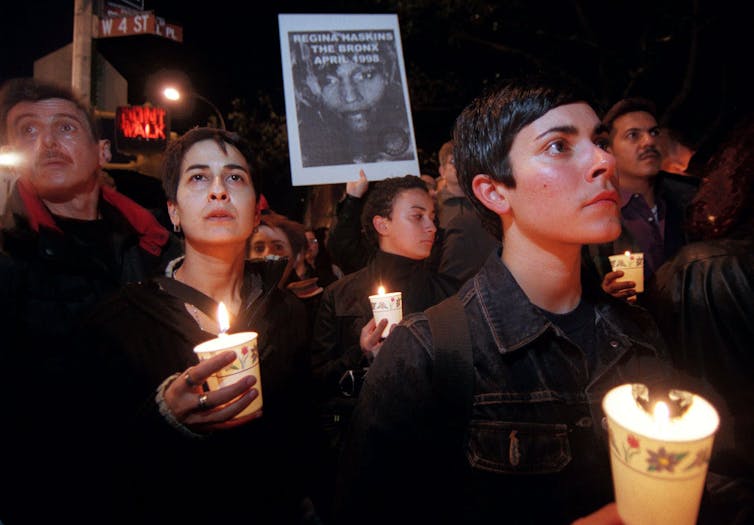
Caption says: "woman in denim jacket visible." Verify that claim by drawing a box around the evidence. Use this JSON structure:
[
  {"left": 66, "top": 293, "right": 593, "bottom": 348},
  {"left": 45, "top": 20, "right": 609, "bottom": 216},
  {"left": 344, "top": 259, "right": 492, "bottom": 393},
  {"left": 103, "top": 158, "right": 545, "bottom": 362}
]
[{"left": 335, "top": 76, "right": 733, "bottom": 525}]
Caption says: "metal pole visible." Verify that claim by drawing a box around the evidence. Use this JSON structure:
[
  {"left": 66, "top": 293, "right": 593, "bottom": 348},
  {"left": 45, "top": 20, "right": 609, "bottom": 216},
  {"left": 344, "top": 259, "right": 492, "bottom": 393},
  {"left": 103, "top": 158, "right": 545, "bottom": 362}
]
[
  {"left": 72, "top": 0, "right": 93, "bottom": 102},
  {"left": 194, "top": 93, "right": 226, "bottom": 130}
]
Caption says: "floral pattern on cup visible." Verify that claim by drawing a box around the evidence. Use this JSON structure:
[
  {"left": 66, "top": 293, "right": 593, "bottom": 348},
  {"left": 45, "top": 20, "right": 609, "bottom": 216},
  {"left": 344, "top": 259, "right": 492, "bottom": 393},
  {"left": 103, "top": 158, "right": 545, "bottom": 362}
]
[
  {"left": 224, "top": 345, "right": 259, "bottom": 375},
  {"left": 608, "top": 426, "right": 711, "bottom": 478},
  {"left": 370, "top": 295, "right": 402, "bottom": 312}
]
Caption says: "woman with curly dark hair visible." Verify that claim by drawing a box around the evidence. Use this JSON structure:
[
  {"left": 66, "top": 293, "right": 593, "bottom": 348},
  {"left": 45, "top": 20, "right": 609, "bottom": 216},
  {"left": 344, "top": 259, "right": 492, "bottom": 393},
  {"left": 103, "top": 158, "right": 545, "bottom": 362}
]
[
  {"left": 646, "top": 113, "right": 754, "bottom": 480},
  {"left": 309, "top": 174, "right": 458, "bottom": 521}
]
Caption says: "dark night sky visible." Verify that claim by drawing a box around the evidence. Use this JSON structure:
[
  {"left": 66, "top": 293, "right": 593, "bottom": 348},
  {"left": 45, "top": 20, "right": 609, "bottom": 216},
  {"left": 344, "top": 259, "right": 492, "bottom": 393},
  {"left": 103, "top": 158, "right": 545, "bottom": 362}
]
[{"left": 2, "top": 0, "right": 753, "bottom": 161}]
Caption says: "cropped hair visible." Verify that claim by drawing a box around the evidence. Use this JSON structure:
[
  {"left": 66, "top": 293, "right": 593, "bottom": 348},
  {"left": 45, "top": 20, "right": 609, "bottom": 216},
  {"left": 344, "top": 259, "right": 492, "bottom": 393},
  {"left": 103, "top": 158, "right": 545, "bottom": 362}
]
[
  {"left": 452, "top": 75, "right": 588, "bottom": 239},
  {"left": 361, "top": 175, "right": 429, "bottom": 248},
  {"left": 438, "top": 140, "right": 454, "bottom": 166},
  {"left": 162, "top": 127, "right": 260, "bottom": 203},
  {"left": 601, "top": 97, "right": 658, "bottom": 132},
  {"left": 260, "top": 213, "right": 308, "bottom": 259},
  {"left": 0, "top": 77, "right": 98, "bottom": 145}
]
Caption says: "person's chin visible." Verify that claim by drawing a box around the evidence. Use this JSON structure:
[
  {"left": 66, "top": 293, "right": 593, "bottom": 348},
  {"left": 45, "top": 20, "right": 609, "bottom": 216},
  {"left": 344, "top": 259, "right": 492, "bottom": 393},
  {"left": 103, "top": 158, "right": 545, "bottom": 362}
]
[{"left": 340, "top": 112, "right": 371, "bottom": 133}]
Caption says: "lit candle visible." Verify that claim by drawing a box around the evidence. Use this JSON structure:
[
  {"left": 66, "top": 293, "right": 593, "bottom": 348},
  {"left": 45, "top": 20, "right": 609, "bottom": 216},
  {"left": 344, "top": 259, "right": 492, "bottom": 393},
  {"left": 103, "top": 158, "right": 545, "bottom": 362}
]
[
  {"left": 193, "top": 302, "right": 262, "bottom": 418},
  {"left": 602, "top": 383, "right": 720, "bottom": 525},
  {"left": 608, "top": 251, "right": 645, "bottom": 292},
  {"left": 368, "top": 285, "right": 403, "bottom": 339}
]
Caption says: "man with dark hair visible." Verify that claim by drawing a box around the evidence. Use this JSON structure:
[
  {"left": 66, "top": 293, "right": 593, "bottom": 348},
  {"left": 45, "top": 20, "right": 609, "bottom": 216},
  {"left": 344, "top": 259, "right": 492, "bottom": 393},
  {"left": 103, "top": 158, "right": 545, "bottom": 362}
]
[
  {"left": 587, "top": 97, "right": 699, "bottom": 301},
  {"left": 335, "top": 77, "right": 674, "bottom": 524},
  {"left": 0, "top": 77, "right": 180, "bottom": 523}
]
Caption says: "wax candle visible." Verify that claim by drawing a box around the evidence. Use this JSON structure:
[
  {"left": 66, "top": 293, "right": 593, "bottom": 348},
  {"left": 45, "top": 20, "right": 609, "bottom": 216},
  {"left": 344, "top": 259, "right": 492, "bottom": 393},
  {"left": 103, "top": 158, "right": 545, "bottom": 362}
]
[
  {"left": 193, "top": 302, "right": 262, "bottom": 418},
  {"left": 368, "top": 285, "right": 403, "bottom": 339},
  {"left": 602, "top": 383, "right": 719, "bottom": 525}
]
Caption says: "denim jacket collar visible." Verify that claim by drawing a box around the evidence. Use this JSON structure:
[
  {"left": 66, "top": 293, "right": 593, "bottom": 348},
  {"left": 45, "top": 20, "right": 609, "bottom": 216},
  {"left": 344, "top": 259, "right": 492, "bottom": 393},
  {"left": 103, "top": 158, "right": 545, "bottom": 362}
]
[
  {"left": 471, "top": 251, "right": 553, "bottom": 354},
  {"left": 470, "top": 250, "right": 658, "bottom": 358}
]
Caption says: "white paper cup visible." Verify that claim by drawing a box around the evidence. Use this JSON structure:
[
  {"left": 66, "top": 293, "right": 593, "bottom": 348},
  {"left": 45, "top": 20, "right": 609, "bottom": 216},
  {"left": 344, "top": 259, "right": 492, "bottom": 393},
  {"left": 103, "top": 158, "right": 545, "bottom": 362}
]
[
  {"left": 193, "top": 331, "right": 262, "bottom": 418},
  {"left": 602, "top": 384, "right": 719, "bottom": 525},
  {"left": 368, "top": 291, "right": 403, "bottom": 339},
  {"left": 608, "top": 252, "right": 645, "bottom": 293}
]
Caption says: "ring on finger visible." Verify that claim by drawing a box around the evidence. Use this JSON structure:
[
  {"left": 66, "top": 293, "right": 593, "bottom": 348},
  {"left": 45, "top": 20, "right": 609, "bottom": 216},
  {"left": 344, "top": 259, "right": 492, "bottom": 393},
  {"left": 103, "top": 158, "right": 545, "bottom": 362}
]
[
  {"left": 198, "top": 393, "right": 210, "bottom": 410},
  {"left": 185, "top": 371, "right": 198, "bottom": 388}
]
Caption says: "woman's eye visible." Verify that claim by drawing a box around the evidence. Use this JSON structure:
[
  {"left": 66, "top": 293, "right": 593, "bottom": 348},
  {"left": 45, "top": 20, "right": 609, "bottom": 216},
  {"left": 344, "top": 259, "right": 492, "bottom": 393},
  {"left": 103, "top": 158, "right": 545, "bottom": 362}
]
[
  {"left": 546, "top": 140, "right": 568, "bottom": 154},
  {"left": 189, "top": 173, "right": 206, "bottom": 182},
  {"left": 228, "top": 173, "right": 245, "bottom": 182}
]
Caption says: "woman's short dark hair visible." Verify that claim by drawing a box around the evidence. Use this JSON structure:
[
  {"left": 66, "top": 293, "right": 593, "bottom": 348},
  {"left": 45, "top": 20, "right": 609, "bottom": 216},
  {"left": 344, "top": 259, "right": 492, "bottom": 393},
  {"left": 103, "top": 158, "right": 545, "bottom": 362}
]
[
  {"left": 452, "top": 74, "right": 589, "bottom": 239},
  {"left": 162, "top": 127, "right": 261, "bottom": 203},
  {"left": 360, "top": 175, "right": 429, "bottom": 248},
  {"left": 0, "top": 77, "right": 98, "bottom": 145}
]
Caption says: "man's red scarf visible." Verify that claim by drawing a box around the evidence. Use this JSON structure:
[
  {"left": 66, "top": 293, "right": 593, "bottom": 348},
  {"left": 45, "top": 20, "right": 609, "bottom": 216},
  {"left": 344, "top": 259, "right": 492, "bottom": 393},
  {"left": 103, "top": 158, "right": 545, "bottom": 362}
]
[{"left": 16, "top": 178, "right": 170, "bottom": 256}]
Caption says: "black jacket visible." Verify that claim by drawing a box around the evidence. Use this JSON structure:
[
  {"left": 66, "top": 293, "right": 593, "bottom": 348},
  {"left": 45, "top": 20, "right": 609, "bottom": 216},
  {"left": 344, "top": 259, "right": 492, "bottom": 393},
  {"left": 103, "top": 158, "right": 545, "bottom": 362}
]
[{"left": 72, "top": 259, "right": 312, "bottom": 524}]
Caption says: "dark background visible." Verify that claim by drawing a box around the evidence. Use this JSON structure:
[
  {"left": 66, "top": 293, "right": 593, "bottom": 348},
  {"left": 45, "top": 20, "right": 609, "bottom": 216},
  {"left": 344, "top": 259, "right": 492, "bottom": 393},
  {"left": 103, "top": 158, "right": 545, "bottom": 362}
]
[{"left": 3, "top": 0, "right": 753, "bottom": 215}]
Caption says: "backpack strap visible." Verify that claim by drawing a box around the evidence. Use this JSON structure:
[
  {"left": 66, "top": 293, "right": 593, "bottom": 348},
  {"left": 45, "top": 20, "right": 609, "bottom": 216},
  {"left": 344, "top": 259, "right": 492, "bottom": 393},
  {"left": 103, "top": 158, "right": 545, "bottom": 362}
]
[
  {"left": 426, "top": 294, "right": 474, "bottom": 444},
  {"left": 153, "top": 276, "right": 219, "bottom": 319}
]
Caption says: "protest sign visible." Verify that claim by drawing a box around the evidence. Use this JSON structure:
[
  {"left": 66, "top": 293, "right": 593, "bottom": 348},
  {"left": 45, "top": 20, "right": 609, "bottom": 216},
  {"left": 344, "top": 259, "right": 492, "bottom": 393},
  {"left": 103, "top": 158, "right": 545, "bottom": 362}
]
[{"left": 279, "top": 14, "right": 419, "bottom": 186}]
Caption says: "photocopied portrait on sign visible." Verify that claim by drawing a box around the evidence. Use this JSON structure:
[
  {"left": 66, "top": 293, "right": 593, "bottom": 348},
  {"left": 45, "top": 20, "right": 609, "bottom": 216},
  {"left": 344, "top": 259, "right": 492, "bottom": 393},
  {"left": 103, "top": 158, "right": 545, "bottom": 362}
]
[{"left": 279, "top": 13, "right": 419, "bottom": 186}]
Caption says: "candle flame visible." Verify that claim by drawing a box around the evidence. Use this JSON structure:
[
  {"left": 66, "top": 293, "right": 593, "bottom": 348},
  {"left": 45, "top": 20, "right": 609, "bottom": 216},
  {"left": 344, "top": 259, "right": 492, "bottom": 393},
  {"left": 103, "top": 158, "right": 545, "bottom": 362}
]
[
  {"left": 377, "top": 285, "right": 385, "bottom": 295},
  {"left": 653, "top": 401, "right": 670, "bottom": 423},
  {"left": 217, "top": 302, "right": 230, "bottom": 335},
  {"left": 624, "top": 250, "right": 631, "bottom": 257}
]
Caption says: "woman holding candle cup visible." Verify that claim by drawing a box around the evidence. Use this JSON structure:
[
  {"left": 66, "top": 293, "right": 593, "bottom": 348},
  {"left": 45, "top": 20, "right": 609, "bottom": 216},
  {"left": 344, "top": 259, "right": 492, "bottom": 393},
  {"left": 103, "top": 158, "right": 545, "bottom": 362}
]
[
  {"left": 309, "top": 174, "right": 458, "bottom": 521},
  {"left": 73, "top": 128, "right": 312, "bottom": 524}
]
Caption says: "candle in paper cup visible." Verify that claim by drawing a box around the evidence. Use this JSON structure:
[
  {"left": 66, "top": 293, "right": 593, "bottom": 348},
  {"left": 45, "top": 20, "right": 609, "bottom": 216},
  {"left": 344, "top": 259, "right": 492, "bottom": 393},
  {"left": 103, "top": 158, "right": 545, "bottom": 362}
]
[
  {"left": 608, "top": 251, "right": 645, "bottom": 292},
  {"left": 602, "top": 383, "right": 719, "bottom": 525},
  {"left": 368, "top": 286, "right": 403, "bottom": 339},
  {"left": 193, "top": 302, "right": 262, "bottom": 419}
]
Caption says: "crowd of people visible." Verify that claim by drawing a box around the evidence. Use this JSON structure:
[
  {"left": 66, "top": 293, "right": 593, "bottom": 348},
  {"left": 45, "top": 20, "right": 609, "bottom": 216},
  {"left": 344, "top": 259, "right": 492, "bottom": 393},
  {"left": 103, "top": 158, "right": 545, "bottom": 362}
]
[{"left": 1, "top": 74, "right": 753, "bottom": 525}]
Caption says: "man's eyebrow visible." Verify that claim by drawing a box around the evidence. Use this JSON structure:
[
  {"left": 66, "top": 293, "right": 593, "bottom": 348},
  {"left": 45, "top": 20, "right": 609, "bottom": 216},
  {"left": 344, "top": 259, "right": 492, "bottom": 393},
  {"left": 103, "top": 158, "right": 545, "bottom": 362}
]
[
  {"left": 534, "top": 125, "right": 578, "bottom": 140},
  {"left": 410, "top": 204, "right": 428, "bottom": 211}
]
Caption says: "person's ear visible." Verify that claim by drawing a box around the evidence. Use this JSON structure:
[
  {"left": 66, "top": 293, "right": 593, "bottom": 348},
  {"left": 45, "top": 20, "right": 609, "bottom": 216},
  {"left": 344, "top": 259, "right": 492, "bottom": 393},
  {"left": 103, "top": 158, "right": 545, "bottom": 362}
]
[
  {"left": 472, "top": 174, "right": 510, "bottom": 215},
  {"left": 372, "top": 215, "right": 390, "bottom": 237},
  {"left": 167, "top": 201, "right": 180, "bottom": 229}
]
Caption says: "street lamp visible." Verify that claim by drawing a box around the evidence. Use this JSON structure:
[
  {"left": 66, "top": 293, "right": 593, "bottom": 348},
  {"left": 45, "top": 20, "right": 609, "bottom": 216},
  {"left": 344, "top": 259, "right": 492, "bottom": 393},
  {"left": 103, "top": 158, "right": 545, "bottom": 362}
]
[{"left": 162, "top": 86, "right": 226, "bottom": 130}]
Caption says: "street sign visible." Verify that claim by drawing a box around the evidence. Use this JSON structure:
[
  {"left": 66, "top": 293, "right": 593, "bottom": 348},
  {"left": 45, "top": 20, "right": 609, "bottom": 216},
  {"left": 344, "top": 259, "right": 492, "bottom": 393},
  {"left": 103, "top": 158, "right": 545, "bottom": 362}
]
[{"left": 94, "top": 12, "right": 183, "bottom": 42}]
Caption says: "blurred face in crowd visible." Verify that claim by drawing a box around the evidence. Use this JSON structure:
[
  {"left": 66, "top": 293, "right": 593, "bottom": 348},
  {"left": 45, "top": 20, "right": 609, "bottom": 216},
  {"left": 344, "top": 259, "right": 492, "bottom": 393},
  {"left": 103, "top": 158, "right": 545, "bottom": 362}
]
[
  {"left": 168, "top": 139, "right": 258, "bottom": 250},
  {"left": 374, "top": 188, "right": 437, "bottom": 260},
  {"left": 490, "top": 102, "right": 621, "bottom": 247},
  {"left": 320, "top": 61, "right": 387, "bottom": 133},
  {"left": 305, "top": 230, "right": 319, "bottom": 265},
  {"left": 6, "top": 98, "right": 100, "bottom": 202},
  {"left": 608, "top": 111, "right": 662, "bottom": 180},
  {"left": 250, "top": 224, "right": 293, "bottom": 259}
]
